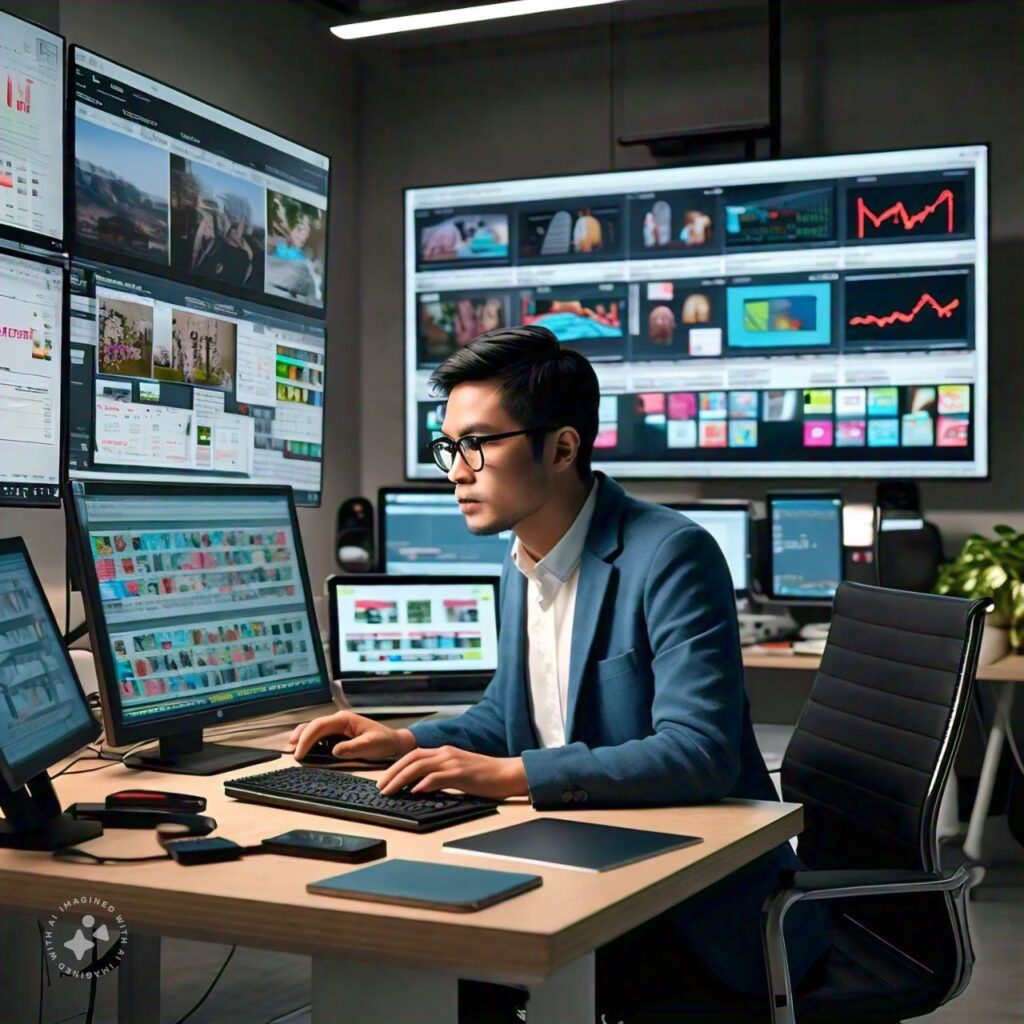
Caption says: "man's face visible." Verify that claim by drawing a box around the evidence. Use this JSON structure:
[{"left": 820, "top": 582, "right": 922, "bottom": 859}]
[{"left": 440, "top": 381, "right": 552, "bottom": 535}]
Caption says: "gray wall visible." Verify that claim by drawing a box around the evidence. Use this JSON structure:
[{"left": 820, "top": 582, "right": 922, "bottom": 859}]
[
  {"left": 0, "top": 0, "right": 357, "bottom": 617},
  {"left": 356, "top": 0, "right": 1024, "bottom": 547}
]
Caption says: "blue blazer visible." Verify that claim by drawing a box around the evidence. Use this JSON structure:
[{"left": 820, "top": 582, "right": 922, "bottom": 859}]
[{"left": 410, "top": 473, "right": 829, "bottom": 993}]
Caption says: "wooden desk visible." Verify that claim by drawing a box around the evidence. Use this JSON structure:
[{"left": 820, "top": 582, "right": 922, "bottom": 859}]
[
  {"left": 0, "top": 721, "right": 802, "bottom": 1024},
  {"left": 743, "top": 649, "right": 1024, "bottom": 864}
]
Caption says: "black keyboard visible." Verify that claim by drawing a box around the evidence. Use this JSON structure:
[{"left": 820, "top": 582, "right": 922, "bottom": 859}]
[{"left": 224, "top": 766, "right": 499, "bottom": 832}]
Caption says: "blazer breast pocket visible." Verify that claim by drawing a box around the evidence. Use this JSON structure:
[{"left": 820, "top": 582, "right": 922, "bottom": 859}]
[{"left": 592, "top": 646, "right": 643, "bottom": 683}]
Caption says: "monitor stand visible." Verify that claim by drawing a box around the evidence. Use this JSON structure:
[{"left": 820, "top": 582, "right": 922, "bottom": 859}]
[
  {"left": 122, "top": 729, "right": 281, "bottom": 776},
  {"left": 0, "top": 772, "right": 103, "bottom": 851}
]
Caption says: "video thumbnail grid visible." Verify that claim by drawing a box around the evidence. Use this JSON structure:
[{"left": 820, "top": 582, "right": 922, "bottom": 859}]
[
  {"left": 337, "top": 589, "right": 493, "bottom": 675},
  {"left": 109, "top": 611, "right": 314, "bottom": 707},
  {"left": 88, "top": 526, "right": 298, "bottom": 613},
  {"left": 413, "top": 169, "right": 976, "bottom": 271},
  {"left": 415, "top": 267, "right": 974, "bottom": 368},
  {"left": 0, "top": 572, "right": 65, "bottom": 722},
  {"left": 419, "top": 382, "right": 972, "bottom": 465}
]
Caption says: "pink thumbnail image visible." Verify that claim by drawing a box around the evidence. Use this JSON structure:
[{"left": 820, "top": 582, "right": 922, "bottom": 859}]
[
  {"left": 638, "top": 393, "right": 666, "bottom": 415},
  {"left": 937, "top": 417, "right": 969, "bottom": 447},
  {"left": 594, "top": 425, "right": 618, "bottom": 449},
  {"left": 699, "top": 421, "right": 727, "bottom": 448},
  {"left": 804, "top": 420, "right": 834, "bottom": 447},
  {"left": 668, "top": 393, "right": 697, "bottom": 420},
  {"left": 144, "top": 679, "right": 164, "bottom": 696},
  {"left": 95, "top": 558, "right": 116, "bottom": 582}
]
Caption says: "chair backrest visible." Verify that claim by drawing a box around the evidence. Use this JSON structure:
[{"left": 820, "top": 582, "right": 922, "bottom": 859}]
[
  {"left": 782, "top": 581, "right": 988, "bottom": 990},
  {"left": 782, "top": 581, "right": 987, "bottom": 871}
]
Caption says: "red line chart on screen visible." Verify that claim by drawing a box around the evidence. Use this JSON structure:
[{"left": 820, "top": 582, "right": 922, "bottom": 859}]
[
  {"left": 848, "top": 293, "right": 961, "bottom": 329},
  {"left": 855, "top": 189, "right": 955, "bottom": 238}
]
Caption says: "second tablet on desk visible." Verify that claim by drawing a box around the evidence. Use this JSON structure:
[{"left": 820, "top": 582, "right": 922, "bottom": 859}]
[
  {"left": 444, "top": 818, "right": 702, "bottom": 873},
  {"left": 307, "top": 859, "right": 541, "bottom": 912}
]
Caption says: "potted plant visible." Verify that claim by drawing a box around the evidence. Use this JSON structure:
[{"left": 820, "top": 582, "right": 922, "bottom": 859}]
[{"left": 934, "top": 524, "right": 1024, "bottom": 663}]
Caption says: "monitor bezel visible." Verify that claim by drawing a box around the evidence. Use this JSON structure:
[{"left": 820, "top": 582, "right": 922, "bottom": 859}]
[
  {"left": 327, "top": 572, "right": 501, "bottom": 684},
  {"left": 765, "top": 489, "right": 845, "bottom": 605},
  {"left": 0, "top": 536, "right": 100, "bottom": 789},
  {"left": 68, "top": 45, "right": 332, "bottom": 322},
  {"left": 0, "top": 250, "right": 68, "bottom": 509},
  {"left": 403, "top": 142, "right": 990, "bottom": 483},
  {"left": 64, "top": 480, "right": 332, "bottom": 748},
  {"left": 665, "top": 500, "right": 753, "bottom": 597}
]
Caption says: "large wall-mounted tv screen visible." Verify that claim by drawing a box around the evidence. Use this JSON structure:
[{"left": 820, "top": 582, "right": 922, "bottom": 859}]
[{"left": 405, "top": 145, "right": 987, "bottom": 480}]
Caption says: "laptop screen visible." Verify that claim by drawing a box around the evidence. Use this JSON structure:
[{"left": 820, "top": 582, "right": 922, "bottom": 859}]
[{"left": 330, "top": 577, "right": 499, "bottom": 679}]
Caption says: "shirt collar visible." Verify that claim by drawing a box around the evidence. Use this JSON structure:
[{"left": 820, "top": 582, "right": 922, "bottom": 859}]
[{"left": 512, "top": 479, "right": 599, "bottom": 602}]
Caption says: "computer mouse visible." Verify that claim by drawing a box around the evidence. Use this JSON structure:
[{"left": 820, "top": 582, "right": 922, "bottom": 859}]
[{"left": 296, "top": 735, "right": 393, "bottom": 769}]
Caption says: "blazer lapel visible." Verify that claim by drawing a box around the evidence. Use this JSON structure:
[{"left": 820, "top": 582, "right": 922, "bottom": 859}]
[
  {"left": 564, "top": 550, "right": 613, "bottom": 741},
  {"left": 563, "top": 473, "right": 627, "bottom": 743},
  {"left": 501, "top": 567, "right": 540, "bottom": 750}
]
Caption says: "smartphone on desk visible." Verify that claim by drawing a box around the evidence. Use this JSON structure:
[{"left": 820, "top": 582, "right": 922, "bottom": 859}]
[{"left": 262, "top": 829, "right": 386, "bottom": 863}]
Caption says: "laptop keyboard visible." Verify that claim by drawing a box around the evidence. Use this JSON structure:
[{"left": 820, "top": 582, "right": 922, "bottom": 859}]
[{"left": 224, "top": 765, "right": 499, "bottom": 832}]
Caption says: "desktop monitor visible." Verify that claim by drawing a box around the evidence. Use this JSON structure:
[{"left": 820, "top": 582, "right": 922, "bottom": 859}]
[
  {"left": 329, "top": 574, "right": 499, "bottom": 701},
  {"left": 0, "top": 250, "right": 65, "bottom": 507},
  {"left": 0, "top": 11, "right": 64, "bottom": 254},
  {"left": 666, "top": 501, "right": 751, "bottom": 596},
  {"left": 767, "top": 491, "right": 844, "bottom": 602},
  {"left": 66, "top": 259, "right": 326, "bottom": 506},
  {"left": 405, "top": 145, "right": 988, "bottom": 481},
  {"left": 0, "top": 537, "right": 101, "bottom": 849},
  {"left": 66, "top": 481, "right": 332, "bottom": 775},
  {"left": 378, "top": 487, "right": 510, "bottom": 577},
  {"left": 71, "top": 47, "right": 330, "bottom": 316}
]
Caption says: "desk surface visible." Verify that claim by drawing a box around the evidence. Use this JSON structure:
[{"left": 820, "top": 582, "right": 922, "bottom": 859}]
[
  {"left": 743, "top": 650, "right": 1024, "bottom": 682},
  {"left": 0, "top": 722, "right": 801, "bottom": 985}
]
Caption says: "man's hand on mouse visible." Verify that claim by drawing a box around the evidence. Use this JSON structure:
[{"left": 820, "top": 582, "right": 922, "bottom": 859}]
[
  {"left": 285, "top": 710, "right": 417, "bottom": 764},
  {"left": 377, "top": 746, "right": 529, "bottom": 801}
]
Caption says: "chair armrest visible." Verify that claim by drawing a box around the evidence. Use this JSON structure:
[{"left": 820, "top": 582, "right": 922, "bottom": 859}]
[
  {"left": 778, "top": 865, "right": 970, "bottom": 900},
  {"left": 761, "top": 865, "right": 971, "bottom": 1024}
]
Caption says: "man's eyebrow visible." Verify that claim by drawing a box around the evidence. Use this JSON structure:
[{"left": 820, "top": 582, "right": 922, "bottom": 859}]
[{"left": 446, "top": 422, "right": 497, "bottom": 437}]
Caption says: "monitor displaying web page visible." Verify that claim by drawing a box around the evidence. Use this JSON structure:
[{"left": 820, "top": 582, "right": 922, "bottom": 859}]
[
  {"left": 667, "top": 503, "right": 750, "bottom": 595},
  {"left": 768, "top": 493, "right": 844, "bottom": 601},
  {"left": 72, "top": 48, "right": 330, "bottom": 314},
  {"left": 70, "top": 486, "right": 327, "bottom": 733},
  {"left": 0, "top": 11, "right": 64, "bottom": 251},
  {"left": 0, "top": 251, "right": 63, "bottom": 507},
  {"left": 0, "top": 539, "right": 97, "bottom": 786},
  {"left": 66, "top": 259, "right": 325, "bottom": 506},
  {"left": 405, "top": 145, "right": 988, "bottom": 480},
  {"left": 331, "top": 577, "right": 499, "bottom": 679},
  {"left": 380, "top": 489, "right": 510, "bottom": 576}
]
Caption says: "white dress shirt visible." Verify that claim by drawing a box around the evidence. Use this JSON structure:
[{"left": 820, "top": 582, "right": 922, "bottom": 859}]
[{"left": 511, "top": 480, "right": 599, "bottom": 748}]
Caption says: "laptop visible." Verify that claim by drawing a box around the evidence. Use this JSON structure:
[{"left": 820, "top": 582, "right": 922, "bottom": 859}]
[{"left": 328, "top": 574, "right": 499, "bottom": 708}]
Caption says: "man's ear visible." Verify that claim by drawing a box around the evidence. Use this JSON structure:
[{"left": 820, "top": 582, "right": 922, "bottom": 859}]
[{"left": 551, "top": 427, "right": 580, "bottom": 473}]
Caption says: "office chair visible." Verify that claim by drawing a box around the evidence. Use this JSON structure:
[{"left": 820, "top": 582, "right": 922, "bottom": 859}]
[{"left": 675, "top": 581, "right": 990, "bottom": 1024}]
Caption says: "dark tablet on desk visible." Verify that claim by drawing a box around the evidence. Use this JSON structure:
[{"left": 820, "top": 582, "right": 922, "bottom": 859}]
[{"left": 444, "top": 818, "right": 702, "bottom": 872}]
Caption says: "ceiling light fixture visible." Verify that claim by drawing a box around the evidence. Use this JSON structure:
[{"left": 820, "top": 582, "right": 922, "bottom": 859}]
[{"left": 331, "top": 0, "right": 625, "bottom": 40}]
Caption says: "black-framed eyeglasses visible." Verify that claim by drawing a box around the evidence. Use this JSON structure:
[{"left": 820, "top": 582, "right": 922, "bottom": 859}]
[{"left": 428, "top": 427, "right": 556, "bottom": 473}]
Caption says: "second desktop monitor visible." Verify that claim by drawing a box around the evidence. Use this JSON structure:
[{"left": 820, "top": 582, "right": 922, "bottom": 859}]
[{"left": 67, "top": 481, "right": 332, "bottom": 774}]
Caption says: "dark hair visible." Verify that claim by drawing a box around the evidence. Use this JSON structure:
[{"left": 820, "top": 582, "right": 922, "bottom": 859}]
[{"left": 429, "top": 325, "right": 599, "bottom": 480}]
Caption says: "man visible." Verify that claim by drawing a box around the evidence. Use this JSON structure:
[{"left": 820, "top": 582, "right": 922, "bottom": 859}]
[{"left": 288, "top": 325, "right": 829, "bottom": 1019}]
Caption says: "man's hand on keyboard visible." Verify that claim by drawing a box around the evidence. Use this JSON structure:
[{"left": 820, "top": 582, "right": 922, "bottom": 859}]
[
  {"left": 285, "top": 710, "right": 418, "bottom": 763},
  {"left": 377, "top": 745, "right": 528, "bottom": 800}
]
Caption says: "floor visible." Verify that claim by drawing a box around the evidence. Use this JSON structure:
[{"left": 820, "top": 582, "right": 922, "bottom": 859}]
[{"left": 39, "top": 845, "right": 1021, "bottom": 1024}]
